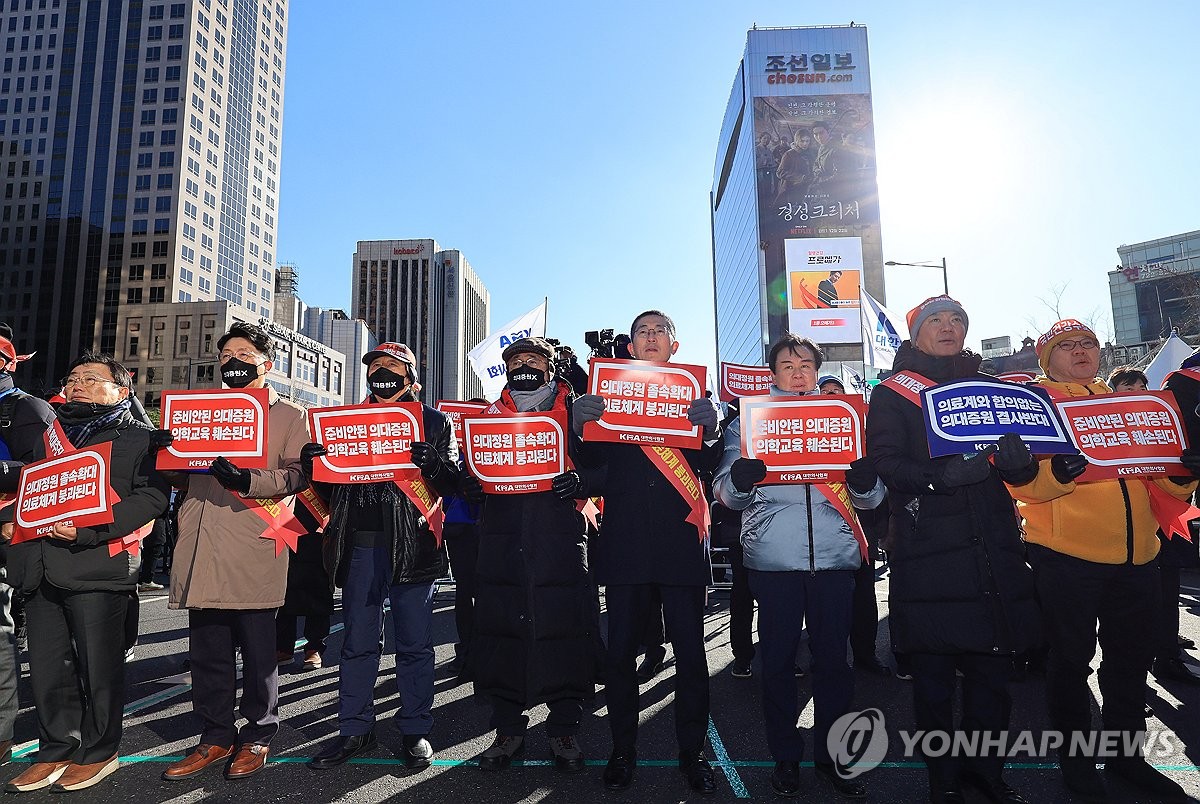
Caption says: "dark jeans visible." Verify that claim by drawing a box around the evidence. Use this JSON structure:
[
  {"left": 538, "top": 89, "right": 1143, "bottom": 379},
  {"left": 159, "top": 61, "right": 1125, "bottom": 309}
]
[
  {"left": 275, "top": 612, "right": 331, "bottom": 654},
  {"left": 749, "top": 568, "right": 854, "bottom": 764},
  {"left": 445, "top": 521, "right": 479, "bottom": 662},
  {"left": 1029, "top": 544, "right": 1158, "bottom": 750},
  {"left": 491, "top": 696, "right": 583, "bottom": 738},
  {"left": 851, "top": 557, "right": 880, "bottom": 660},
  {"left": 1157, "top": 563, "right": 1182, "bottom": 661},
  {"left": 728, "top": 543, "right": 755, "bottom": 662},
  {"left": 605, "top": 583, "right": 708, "bottom": 753},
  {"left": 188, "top": 608, "right": 280, "bottom": 747},
  {"left": 138, "top": 520, "right": 167, "bottom": 583},
  {"left": 26, "top": 582, "right": 128, "bottom": 763}
]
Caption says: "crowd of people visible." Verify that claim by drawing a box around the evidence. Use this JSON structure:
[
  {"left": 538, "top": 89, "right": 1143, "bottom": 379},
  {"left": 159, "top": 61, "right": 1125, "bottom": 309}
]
[{"left": 0, "top": 305, "right": 1193, "bottom": 802}]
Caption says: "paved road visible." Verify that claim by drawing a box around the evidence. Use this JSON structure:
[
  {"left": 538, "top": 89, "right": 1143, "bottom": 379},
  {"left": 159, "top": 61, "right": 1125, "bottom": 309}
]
[{"left": 4, "top": 566, "right": 1198, "bottom": 803}]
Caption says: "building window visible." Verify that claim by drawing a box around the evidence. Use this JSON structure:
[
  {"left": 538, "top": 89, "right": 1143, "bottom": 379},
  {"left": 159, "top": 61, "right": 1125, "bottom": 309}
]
[{"left": 128, "top": 336, "right": 139, "bottom": 357}]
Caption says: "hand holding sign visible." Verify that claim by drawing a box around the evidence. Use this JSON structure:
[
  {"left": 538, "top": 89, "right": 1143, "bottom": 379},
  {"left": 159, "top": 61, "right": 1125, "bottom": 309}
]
[
  {"left": 409, "top": 442, "right": 444, "bottom": 479},
  {"left": 210, "top": 456, "right": 252, "bottom": 494},
  {"left": 731, "top": 458, "right": 768, "bottom": 493},
  {"left": 300, "top": 442, "right": 326, "bottom": 482},
  {"left": 993, "top": 433, "right": 1038, "bottom": 486},
  {"left": 1051, "top": 453, "right": 1089, "bottom": 484},
  {"left": 687, "top": 397, "right": 719, "bottom": 436},
  {"left": 936, "top": 446, "right": 997, "bottom": 489},
  {"left": 572, "top": 394, "right": 605, "bottom": 436},
  {"left": 50, "top": 523, "right": 77, "bottom": 542}
]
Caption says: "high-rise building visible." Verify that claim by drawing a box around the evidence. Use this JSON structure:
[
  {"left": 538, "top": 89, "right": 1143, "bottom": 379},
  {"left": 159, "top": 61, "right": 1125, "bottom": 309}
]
[
  {"left": 352, "top": 239, "right": 489, "bottom": 401},
  {"left": 1108, "top": 229, "right": 1200, "bottom": 348},
  {"left": 710, "top": 25, "right": 883, "bottom": 369},
  {"left": 0, "top": 0, "right": 289, "bottom": 393}
]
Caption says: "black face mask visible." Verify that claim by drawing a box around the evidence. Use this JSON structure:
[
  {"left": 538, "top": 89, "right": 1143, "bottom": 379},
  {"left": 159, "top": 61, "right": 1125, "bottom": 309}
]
[
  {"left": 368, "top": 367, "right": 410, "bottom": 399},
  {"left": 221, "top": 357, "right": 259, "bottom": 388},
  {"left": 507, "top": 366, "right": 547, "bottom": 392}
]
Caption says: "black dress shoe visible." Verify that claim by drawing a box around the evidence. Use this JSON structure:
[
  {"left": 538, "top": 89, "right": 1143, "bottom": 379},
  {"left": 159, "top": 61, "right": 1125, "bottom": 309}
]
[
  {"left": 678, "top": 751, "right": 717, "bottom": 795},
  {"left": 1153, "top": 657, "right": 1200, "bottom": 686},
  {"left": 1105, "top": 755, "right": 1188, "bottom": 801},
  {"left": 401, "top": 735, "right": 433, "bottom": 771},
  {"left": 308, "top": 731, "right": 377, "bottom": 770},
  {"left": 854, "top": 655, "right": 892, "bottom": 676},
  {"left": 603, "top": 750, "right": 636, "bottom": 790},
  {"left": 815, "top": 762, "right": 867, "bottom": 798},
  {"left": 636, "top": 648, "right": 666, "bottom": 681},
  {"left": 929, "top": 789, "right": 966, "bottom": 804},
  {"left": 770, "top": 761, "right": 801, "bottom": 797},
  {"left": 960, "top": 770, "right": 1029, "bottom": 804}
]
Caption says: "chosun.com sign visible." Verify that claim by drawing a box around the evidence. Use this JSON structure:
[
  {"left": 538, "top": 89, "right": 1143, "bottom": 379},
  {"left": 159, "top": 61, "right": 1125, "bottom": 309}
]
[{"left": 767, "top": 72, "right": 854, "bottom": 85}]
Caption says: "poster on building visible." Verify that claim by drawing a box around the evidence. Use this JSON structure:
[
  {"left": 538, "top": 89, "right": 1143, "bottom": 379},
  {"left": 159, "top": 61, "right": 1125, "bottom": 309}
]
[
  {"left": 461, "top": 411, "right": 569, "bottom": 494},
  {"left": 308, "top": 403, "right": 424, "bottom": 484},
  {"left": 785, "top": 237, "right": 862, "bottom": 344},
  {"left": 158, "top": 389, "right": 270, "bottom": 470}
]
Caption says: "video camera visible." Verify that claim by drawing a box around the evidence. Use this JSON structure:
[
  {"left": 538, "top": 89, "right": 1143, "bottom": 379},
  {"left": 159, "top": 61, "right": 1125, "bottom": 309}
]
[{"left": 585, "top": 329, "right": 632, "bottom": 359}]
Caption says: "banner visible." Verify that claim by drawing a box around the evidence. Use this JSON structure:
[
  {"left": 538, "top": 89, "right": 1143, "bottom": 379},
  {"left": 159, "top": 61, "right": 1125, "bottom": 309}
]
[
  {"left": 158, "top": 388, "right": 270, "bottom": 470},
  {"left": 12, "top": 442, "right": 115, "bottom": 543},
  {"left": 309, "top": 402, "right": 424, "bottom": 484},
  {"left": 786, "top": 237, "right": 862, "bottom": 344},
  {"left": 436, "top": 400, "right": 488, "bottom": 456},
  {"left": 861, "top": 289, "right": 907, "bottom": 370},
  {"left": 719, "top": 362, "right": 773, "bottom": 401},
  {"left": 921, "top": 379, "right": 1075, "bottom": 458},
  {"left": 1058, "top": 392, "right": 1188, "bottom": 480},
  {"left": 467, "top": 300, "right": 547, "bottom": 401},
  {"left": 462, "top": 411, "right": 568, "bottom": 494},
  {"left": 583, "top": 358, "right": 706, "bottom": 450},
  {"left": 739, "top": 394, "right": 864, "bottom": 483}
]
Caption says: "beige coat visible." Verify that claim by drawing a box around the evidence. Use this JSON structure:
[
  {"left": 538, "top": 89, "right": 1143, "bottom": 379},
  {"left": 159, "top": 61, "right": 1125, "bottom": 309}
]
[{"left": 169, "top": 388, "right": 310, "bottom": 610}]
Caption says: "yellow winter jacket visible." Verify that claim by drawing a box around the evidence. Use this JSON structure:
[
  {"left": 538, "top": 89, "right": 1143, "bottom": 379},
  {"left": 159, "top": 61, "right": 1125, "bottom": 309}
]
[{"left": 1008, "top": 377, "right": 1197, "bottom": 565}]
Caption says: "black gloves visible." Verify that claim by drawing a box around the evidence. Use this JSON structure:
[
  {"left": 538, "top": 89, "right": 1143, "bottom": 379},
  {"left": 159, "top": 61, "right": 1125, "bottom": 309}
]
[
  {"left": 0, "top": 460, "right": 23, "bottom": 494},
  {"left": 459, "top": 472, "right": 485, "bottom": 505},
  {"left": 149, "top": 429, "right": 174, "bottom": 452},
  {"left": 210, "top": 456, "right": 252, "bottom": 495},
  {"left": 844, "top": 457, "right": 877, "bottom": 495},
  {"left": 936, "top": 445, "right": 997, "bottom": 489},
  {"left": 572, "top": 394, "right": 605, "bottom": 436},
  {"left": 1050, "top": 453, "right": 1088, "bottom": 485},
  {"left": 993, "top": 433, "right": 1038, "bottom": 486},
  {"left": 1168, "top": 448, "right": 1200, "bottom": 485},
  {"left": 687, "top": 397, "right": 719, "bottom": 435},
  {"left": 409, "top": 441, "right": 443, "bottom": 479},
  {"left": 551, "top": 470, "right": 586, "bottom": 500},
  {"left": 730, "top": 458, "right": 767, "bottom": 493},
  {"left": 300, "top": 442, "right": 327, "bottom": 481}
]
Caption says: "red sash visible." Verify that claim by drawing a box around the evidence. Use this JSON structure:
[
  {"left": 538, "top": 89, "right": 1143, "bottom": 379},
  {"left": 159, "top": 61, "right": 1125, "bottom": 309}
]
[
  {"left": 42, "top": 419, "right": 70, "bottom": 458},
  {"left": 394, "top": 469, "right": 443, "bottom": 545},
  {"left": 815, "top": 482, "right": 869, "bottom": 561},
  {"left": 245, "top": 495, "right": 308, "bottom": 556},
  {"left": 108, "top": 520, "right": 154, "bottom": 558},
  {"left": 643, "top": 445, "right": 709, "bottom": 541},
  {"left": 878, "top": 371, "right": 935, "bottom": 406},
  {"left": 295, "top": 485, "right": 330, "bottom": 533},
  {"left": 1164, "top": 367, "right": 1200, "bottom": 386}
]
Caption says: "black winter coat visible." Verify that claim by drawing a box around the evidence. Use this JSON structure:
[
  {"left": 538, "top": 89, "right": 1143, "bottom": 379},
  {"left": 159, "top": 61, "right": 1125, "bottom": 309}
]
[
  {"left": 7, "top": 413, "right": 170, "bottom": 594},
  {"left": 866, "top": 343, "right": 1041, "bottom": 655},
  {"left": 321, "top": 403, "right": 457, "bottom": 588},
  {"left": 470, "top": 386, "right": 602, "bottom": 706},
  {"left": 282, "top": 500, "right": 334, "bottom": 616},
  {"left": 1162, "top": 367, "right": 1200, "bottom": 568}
]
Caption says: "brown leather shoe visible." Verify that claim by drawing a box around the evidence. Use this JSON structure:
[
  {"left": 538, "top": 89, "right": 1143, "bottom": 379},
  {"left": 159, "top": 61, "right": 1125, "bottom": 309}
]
[
  {"left": 225, "top": 744, "right": 269, "bottom": 780},
  {"left": 50, "top": 754, "right": 119, "bottom": 792},
  {"left": 161, "top": 744, "right": 233, "bottom": 781},
  {"left": 302, "top": 649, "right": 322, "bottom": 670},
  {"left": 0, "top": 739, "right": 11, "bottom": 766},
  {"left": 6, "top": 761, "right": 71, "bottom": 792}
]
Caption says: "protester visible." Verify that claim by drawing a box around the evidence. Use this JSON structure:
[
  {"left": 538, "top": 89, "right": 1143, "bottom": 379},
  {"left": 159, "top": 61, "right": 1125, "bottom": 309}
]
[
  {"left": 993, "top": 318, "right": 1197, "bottom": 802},
  {"left": 275, "top": 496, "right": 333, "bottom": 671},
  {"left": 712, "top": 401, "right": 755, "bottom": 680},
  {"left": 162, "top": 323, "right": 310, "bottom": 782},
  {"left": 2, "top": 353, "right": 168, "bottom": 792},
  {"left": 714, "top": 334, "right": 884, "bottom": 798},
  {"left": 817, "top": 374, "right": 845, "bottom": 395},
  {"left": 306, "top": 342, "right": 458, "bottom": 772},
  {"left": 572, "top": 310, "right": 723, "bottom": 794},
  {"left": 0, "top": 323, "right": 55, "bottom": 771},
  {"left": 866, "top": 296, "right": 1041, "bottom": 804},
  {"left": 459, "top": 336, "right": 602, "bottom": 773},
  {"left": 1160, "top": 357, "right": 1200, "bottom": 686}
]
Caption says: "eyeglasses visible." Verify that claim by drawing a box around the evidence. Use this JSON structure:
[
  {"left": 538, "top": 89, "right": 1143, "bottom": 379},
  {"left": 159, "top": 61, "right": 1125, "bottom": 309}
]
[
  {"left": 632, "top": 325, "right": 672, "bottom": 340},
  {"left": 1055, "top": 338, "right": 1098, "bottom": 352},
  {"left": 61, "top": 375, "right": 118, "bottom": 388},
  {"left": 219, "top": 348, "right": 262, "bottom": 363},
  {"left": 506, "top": 355, "right": 548, "bottom": 369}
]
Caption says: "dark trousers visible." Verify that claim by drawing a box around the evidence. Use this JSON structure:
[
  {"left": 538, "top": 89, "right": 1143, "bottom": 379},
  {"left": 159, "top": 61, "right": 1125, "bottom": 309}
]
[
  {"left": 851, "top": 557, "right": 880, "bottom": 660},
  {"left": 275, "top": 612, "right": 331, "bottom": 654},
  {"left": 640, "top": 586, "right": 666, "bottom": 652},
  {"left": 728, "top": 543, "right": 755, "bottom": 662},
  {"left": 445, "top": 522, "right": 479, "bottom": 661},
  {"left": 188, "top": 608, "right": 279, "bottom": 747},
  {"left": 1157, "top": 563, "right": 1182, "bottom": 660},
  {"left": 138, "top": 520, "right": 167, "bottom": 583},
  {"left": 26, "top": 583, "right": 128, "bottom": 763},
  {"left": 749, "top": 569, "right": 854, "bottom": 763},
  {"left": 491, "top": 696, "right": 583, "bottom": 738},
  {"left": 1029, "top": 545, "right": 1158, "bottom": 747},
  {"left": 605, "top": 583, "right": 708, "bottom": 753},
  {"left": 339, "top": 544, "right": 435, "bottom": 737},
  {"left": 909, "top": 652, "right": 1013, "bottom": 783}
]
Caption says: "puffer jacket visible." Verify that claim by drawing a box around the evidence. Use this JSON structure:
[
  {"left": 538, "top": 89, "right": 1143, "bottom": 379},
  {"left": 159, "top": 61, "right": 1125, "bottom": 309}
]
[{"left": 713, "top": 387, "right": 885, "bottom": 572}]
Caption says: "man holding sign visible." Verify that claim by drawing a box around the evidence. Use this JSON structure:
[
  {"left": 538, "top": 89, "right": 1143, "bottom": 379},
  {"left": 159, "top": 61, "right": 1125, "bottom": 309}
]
[
  {"left": 2, "top": 353, "right": 168, "bottom": 792},
  {"left": 163, "top": 323, "right": 310, "bottom": 783},
  {"left": 572, "top": 310, "right": 723, "bottom": 794},
  {"left": 713, "top": 334, "right": 884, "bottom": 799}
]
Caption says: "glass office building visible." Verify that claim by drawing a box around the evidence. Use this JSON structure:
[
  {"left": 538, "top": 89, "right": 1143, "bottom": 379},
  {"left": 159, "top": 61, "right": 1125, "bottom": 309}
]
[
  {"left": 1109, "top": 229, "right": 1200, "bottom": 347},
  {"left": 711, "top": 25, "right": 884, "bottom": 367}
]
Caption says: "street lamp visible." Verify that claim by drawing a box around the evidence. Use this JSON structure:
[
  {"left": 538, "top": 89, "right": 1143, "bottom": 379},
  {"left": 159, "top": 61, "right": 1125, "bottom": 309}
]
[{"left": 884, "top": 258, "right": 949, "bottom": 296}]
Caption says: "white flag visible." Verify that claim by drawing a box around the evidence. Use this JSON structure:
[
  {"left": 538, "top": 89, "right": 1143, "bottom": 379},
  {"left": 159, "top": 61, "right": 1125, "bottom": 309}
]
[
  {"left": 841, "top": 364, "right": 867, "bottom": 394},
  {"left": 468, "top": 300, "right": 547, "bottom": 400},
  {"left": 861, "top": 289, "right": 908, "bottom": 371},
  {"left": 1145, "top": 331, "right": 1194, "bottom": 390}
]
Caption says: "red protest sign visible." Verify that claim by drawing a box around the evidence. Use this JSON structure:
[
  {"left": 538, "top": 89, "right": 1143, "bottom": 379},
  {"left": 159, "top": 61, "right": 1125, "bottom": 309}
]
[
  {"left": 739, "top": 394, "right": 865, "bottom": 483},
  {"left": 12, "top": 442, "right": 115, "bottom": 543},
  {"left": 583, "top": 358, "right": 706, "bottom": 449},
  {"left": 462, "top": 411, "right": 569, "bottom": 494},
  {"left": 158, "top": 388, "right": 270, "bottom": 470},
  {"left": 1057, "top": 392, "right": 1188, "bottom": 480},
  {"left": 436, "top": 400, "right": 488, "bottom": 456},
  {"left": 309, "top": 402, "right": 424, "bottom": 484},
  {"left": 997, "top": 372, "right": 1037, "bottom": 384},
  {"left": 719, "top": 362, "right": 774, "bottom": 402}
]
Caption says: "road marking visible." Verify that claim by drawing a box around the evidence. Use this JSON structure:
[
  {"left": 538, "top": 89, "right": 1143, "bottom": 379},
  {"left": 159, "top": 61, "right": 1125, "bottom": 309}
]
[{"left": 707, "top": 716, "right": 750, "bottom": 798}]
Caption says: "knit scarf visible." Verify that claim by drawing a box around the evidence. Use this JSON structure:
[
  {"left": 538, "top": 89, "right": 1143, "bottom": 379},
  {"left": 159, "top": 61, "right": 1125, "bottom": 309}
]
[
  {"left": 56, "top": 399, "right": 132, "bottom": 448},
  {"left": 507, "top": 381, "right": 558, "bottom": 412}
]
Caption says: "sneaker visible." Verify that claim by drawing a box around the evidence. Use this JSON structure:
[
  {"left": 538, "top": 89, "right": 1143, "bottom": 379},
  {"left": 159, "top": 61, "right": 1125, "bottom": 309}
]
[
  {"left": 730, "top": 659, "right": 753, "bottom": 678},
  {"left": 302, "top": 649, "right": 322, "bottom": 670},
  {"left": 137, "top": 581, "right": 165, "bottom": 593},
  {"left": 479, "top": 735, "right": 524, "bottom": 771},
  {"left": 276, "top": 650, "right": 293, "bottom": 666},
  {"left": 549, "top": 735, "right": 585, "bottom": 774},
  {"left": 50, "top": 755, "right": 120, "bottom": 792}
]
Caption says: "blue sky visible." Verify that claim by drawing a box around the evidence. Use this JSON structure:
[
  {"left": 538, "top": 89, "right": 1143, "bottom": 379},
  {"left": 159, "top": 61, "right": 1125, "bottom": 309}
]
[{"left": 277, "top": 1, "right": 1200, "bottom": 369}]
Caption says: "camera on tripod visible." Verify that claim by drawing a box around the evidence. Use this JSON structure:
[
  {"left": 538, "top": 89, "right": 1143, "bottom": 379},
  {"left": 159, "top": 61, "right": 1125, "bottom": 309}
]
[{"left": 585, "top": 329, "right": 631, "bottom": 359}]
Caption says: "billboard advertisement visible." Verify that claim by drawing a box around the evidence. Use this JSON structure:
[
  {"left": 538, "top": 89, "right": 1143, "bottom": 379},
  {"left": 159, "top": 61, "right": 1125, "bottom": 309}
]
[{"left": 785, "top": 237, "right": 862, "bottom": 343}]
